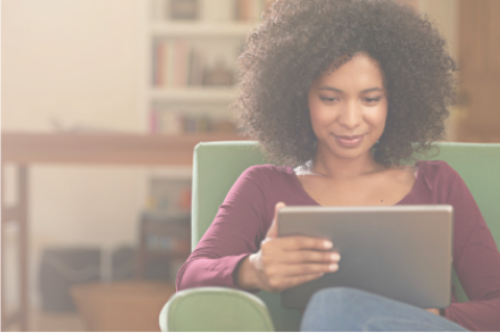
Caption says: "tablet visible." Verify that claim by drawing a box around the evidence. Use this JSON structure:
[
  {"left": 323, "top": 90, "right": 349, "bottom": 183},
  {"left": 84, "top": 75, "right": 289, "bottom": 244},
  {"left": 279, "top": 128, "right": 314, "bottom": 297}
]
[{"left": 277, "top": 205, "right": 453, "bottom": 309}]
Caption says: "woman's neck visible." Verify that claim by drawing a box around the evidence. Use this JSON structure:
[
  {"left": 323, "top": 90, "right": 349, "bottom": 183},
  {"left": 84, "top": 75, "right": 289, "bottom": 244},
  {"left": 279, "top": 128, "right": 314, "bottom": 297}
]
[{"left": 311, "top": 149, "right": 384, "bottom": 180}]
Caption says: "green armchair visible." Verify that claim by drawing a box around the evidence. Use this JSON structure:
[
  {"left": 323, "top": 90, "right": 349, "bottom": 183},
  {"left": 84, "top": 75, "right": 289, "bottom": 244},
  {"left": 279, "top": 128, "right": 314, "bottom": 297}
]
[{"left": 159, "top": 141, "right": 500, "bottom": 332}]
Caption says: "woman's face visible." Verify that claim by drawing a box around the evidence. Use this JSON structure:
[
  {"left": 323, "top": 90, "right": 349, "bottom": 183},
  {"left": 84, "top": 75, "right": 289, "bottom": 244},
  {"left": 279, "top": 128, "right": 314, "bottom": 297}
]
[{"left": 308, "top": 52, "right": 388, "bottom": 161}]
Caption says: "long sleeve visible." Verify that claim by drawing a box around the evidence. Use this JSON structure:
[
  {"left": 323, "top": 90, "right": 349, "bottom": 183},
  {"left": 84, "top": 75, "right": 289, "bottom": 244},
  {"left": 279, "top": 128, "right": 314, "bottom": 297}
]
[
  {"left": 437, "top": 163, "right": 500, "bottom": 331},
  {"left": 176, "top": 166, "right": 271, "bottom": 291}
]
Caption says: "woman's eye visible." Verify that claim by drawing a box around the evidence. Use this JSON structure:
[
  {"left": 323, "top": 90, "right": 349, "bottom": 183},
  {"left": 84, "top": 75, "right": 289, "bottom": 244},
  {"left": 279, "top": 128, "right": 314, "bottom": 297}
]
[
  {"left": 363, "top": 97, "right": 382, "bottom": 103},
  {"left": 320, "top": 97, "right": 338, "bottom": 102}
]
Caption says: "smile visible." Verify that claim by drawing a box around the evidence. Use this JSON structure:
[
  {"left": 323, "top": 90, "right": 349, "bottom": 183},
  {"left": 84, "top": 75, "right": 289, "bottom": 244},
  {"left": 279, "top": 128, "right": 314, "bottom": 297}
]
[{"left": 332, "top": 134, "right": 365, "bottom": 148}]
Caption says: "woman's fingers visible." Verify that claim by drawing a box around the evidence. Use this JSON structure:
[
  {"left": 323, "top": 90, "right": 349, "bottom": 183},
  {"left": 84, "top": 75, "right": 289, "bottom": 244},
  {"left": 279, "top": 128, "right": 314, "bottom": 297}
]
[
  {"left": 281, "top": 250, "right": 341, "bottom": 264},
  {"left": 277, "top": 262, "right": 339, "bottom": 276},
  {"left": 256, "top": 235, "right": 341, "bottom": 292},
  {"left": 278, "top": 236, "right": 333, "bottom": 251}
]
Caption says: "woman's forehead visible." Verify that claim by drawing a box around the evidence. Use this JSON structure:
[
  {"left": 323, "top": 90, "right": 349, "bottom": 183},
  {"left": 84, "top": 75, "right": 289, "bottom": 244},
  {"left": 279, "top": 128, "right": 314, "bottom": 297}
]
[{"left": 314, "top": 53, "right": 385, "bottom": 91}]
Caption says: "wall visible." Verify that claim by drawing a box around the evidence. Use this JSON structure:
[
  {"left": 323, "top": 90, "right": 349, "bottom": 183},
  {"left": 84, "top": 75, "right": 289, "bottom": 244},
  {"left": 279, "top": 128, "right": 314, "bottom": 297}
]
[
  {"left": 2, "top": 0, "right": 149, "bottom": 307},
  {"left": 419, "top": 0, "right": 459, "bottom": 140}
]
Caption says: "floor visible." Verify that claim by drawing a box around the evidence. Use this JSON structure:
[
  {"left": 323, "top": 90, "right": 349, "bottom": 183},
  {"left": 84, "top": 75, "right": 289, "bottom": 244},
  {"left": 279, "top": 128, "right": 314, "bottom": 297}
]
[
  {"left": 3, "top": 308, "right": 86, "bottom": 332},
  {"left": 30, "top": 308, "right": 86, "bottom": 332},
  {"left": 2, "top": 280, "right": 175, "bottom": 331}
]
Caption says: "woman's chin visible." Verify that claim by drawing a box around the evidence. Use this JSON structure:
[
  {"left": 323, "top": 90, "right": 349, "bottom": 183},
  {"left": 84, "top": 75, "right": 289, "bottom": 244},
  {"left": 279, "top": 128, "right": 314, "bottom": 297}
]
[
  {"left": 318, "top": 137, "right": 375, "bottom": 161},
  {"left": 326, "top": 143, "right": 374, "bottom": 161}
]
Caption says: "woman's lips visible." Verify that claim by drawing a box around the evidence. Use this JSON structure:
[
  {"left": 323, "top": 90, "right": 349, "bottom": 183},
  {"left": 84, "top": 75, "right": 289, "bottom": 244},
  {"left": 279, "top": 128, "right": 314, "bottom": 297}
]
[{"left": 333, "top": 134, "right": 365, "bottom": 148}]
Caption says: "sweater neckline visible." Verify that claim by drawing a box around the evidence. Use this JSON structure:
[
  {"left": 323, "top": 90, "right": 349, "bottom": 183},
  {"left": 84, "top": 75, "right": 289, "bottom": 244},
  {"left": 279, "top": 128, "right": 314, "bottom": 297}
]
[{"left": 289, "top": 161, "right": 422, "bottom": 207}]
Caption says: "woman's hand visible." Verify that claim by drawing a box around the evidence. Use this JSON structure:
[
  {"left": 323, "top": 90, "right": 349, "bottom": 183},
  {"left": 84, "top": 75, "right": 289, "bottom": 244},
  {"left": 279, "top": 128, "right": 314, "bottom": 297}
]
[{"left": 236, "top": 202, "right": 340, "bottom": 293}]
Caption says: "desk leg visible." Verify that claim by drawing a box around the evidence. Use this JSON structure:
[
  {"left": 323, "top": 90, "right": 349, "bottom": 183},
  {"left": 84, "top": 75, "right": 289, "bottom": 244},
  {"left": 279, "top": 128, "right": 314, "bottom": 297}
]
[
  {"left": 1, "top": 164, "right": 29, "bottom": 331},
  {"left": 19, "top": 165, "right": 29, "bottom": 331},
  {"left": 1, "top": 171, "right": 5, "bottom": 327}
]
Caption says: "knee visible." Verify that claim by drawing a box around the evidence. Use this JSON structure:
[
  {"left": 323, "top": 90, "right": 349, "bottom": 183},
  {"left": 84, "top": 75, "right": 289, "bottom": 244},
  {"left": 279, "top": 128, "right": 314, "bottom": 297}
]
[{"left": 302, "top": 288, "right": 375, "bottom": 331}]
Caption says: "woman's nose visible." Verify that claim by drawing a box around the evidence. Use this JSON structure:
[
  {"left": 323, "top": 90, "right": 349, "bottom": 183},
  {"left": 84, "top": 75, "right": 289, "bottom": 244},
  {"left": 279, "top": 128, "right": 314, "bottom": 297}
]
[{"left": 338, "top": 101, "right": 362, "bottom": 129}]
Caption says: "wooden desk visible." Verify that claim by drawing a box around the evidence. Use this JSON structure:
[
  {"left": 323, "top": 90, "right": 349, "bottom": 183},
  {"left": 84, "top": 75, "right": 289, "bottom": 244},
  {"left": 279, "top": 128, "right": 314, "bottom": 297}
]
[{"left": 0, "top": 132, "right": 243, "bottom": 331}]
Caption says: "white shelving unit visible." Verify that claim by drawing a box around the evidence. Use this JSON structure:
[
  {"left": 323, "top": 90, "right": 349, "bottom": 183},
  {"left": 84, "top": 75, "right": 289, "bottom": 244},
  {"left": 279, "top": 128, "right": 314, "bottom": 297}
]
[
  {"left": 138, "top": 1, "right": 267, "bottom": 279},
  {"left": 145, "top": 0, "right": 265, "bottom": 134}
]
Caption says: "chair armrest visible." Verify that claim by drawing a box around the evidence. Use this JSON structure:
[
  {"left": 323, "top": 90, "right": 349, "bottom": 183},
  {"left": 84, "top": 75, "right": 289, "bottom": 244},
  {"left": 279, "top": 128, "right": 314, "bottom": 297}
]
[{"left": 159, "top": 287, "right": 275, "bottom": 332}]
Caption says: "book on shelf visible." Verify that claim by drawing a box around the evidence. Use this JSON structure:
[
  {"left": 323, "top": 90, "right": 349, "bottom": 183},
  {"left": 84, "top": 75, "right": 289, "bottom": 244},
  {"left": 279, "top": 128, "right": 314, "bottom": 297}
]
[
  {"left": 153, "top": 39, "right": 235, "bottom": 87},
  {"left": 169, "top": 0, "right": 198, "bottom": 20},
  {"left": 235, "top": 0, "right": 266, "bottom": 22},
  {"left": 146, "top": 176, "right": 191, "bottom": 213},
  {"left": 150, "top": 0, "right": 273, "bottom": 23},
  {"left": 138, "top": 210, "right": 191, "bottom": 281}
]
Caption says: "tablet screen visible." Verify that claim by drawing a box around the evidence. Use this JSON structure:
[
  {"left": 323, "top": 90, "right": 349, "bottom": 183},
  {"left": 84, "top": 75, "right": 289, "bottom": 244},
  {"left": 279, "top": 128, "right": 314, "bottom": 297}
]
[{"left": 278, "top": 205, "right": 453, "bottom": 309}]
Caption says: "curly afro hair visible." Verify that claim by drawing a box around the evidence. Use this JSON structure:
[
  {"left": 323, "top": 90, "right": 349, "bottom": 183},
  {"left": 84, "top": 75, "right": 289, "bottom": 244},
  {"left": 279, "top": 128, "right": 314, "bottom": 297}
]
[{"left": 234, "top": 0, "right": 457, "bottom": 166}]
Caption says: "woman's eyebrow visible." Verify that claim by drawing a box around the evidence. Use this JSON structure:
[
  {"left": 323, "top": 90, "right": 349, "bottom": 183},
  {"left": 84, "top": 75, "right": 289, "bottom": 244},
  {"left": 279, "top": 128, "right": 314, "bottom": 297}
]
[
  {"left": 361, "top": 87, "right": 384, "bottom": 93},
  {"left": 318, "top": 86, "right": 343, "bottom": 93}
]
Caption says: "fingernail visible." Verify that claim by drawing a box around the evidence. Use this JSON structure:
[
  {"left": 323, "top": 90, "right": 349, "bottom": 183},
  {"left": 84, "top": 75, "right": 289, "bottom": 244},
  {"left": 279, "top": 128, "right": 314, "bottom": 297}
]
[
  {"left": 330, "top": 253, "right": 340, "bottom": 261},
  {"left": 323, "top": 241, "right": 333, "bottom": 249},
  {"left": 329, "top": 264, "right": 339, "bottom": 272}
]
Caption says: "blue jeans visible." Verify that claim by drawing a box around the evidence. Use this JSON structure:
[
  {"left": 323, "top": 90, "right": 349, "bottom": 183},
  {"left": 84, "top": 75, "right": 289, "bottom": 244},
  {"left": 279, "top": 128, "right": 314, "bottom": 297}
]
[{"left": 301, "top": 288, "right": 468, "bottom": 332}]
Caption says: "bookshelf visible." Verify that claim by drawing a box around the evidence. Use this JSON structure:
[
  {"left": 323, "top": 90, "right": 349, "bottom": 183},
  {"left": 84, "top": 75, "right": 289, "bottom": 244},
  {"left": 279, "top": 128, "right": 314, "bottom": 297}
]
[
  {"left": 141, "top": 0, "right": 269, "bottom": 281},
  {"left": 146, "top": 0, "right": 268, "bottom": 135}
]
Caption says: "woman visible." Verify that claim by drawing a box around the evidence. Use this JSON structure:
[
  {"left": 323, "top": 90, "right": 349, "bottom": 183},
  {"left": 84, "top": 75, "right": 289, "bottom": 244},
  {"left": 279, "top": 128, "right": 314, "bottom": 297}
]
[{"left": 176, "top": 0, "right": 500, "bottom": 331}]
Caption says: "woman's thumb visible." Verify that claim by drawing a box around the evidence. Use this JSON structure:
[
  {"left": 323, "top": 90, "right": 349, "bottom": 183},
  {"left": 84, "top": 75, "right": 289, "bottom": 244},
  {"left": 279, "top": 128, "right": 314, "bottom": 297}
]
[{"left": 267, "top": 202, "right": 286, "bottom": 239}]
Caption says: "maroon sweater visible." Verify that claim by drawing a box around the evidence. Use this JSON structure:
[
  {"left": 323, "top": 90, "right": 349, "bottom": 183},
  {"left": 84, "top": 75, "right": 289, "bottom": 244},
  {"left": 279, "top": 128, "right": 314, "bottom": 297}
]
[{"left": 177, "top": 160, "right": 500, "bottom": 331}]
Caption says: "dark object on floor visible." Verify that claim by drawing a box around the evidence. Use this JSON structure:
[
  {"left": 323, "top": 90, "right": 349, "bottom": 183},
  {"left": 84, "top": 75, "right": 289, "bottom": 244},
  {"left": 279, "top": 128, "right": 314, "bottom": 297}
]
[
  {"left": 111, "top": 245, "right": 136, "bottom": 280},
  {"left": 39, "top": 247, "right": 100, "bottom": 312}
]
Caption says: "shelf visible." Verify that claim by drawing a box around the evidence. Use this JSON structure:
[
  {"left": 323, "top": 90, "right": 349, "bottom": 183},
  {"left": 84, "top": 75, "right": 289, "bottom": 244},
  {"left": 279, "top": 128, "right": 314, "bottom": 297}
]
[
  {"left": 151, "top": 21, "right": 255, "bottom": 37},
  {"left": 1, "top": 132, "right": 245, "bottom": 165},
  {"left": 150, "top": 87, "right": 236, "bottom": 102}
]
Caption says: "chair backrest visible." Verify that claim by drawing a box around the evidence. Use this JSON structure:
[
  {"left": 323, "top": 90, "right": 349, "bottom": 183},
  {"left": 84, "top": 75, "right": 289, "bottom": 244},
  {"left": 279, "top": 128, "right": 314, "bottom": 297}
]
[{"left": 191, "top": 141, "right": 500, "bottom": 332}]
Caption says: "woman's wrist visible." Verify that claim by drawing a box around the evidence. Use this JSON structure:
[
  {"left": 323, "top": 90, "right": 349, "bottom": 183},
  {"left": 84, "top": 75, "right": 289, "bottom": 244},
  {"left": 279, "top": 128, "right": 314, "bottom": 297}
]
[{"left": 236, "top": 255, "right": 261, "bottom": 290}]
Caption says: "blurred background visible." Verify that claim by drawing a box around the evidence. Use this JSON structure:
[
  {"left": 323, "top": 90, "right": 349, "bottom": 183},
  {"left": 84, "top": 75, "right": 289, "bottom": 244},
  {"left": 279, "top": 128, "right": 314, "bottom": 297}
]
[{"left": 1, "top": 0, "right": 499, "bottom": 331}]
